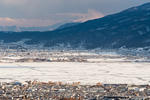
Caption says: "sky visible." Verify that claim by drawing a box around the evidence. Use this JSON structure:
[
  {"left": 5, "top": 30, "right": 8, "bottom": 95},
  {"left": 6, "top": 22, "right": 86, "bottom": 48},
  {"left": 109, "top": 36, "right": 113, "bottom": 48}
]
[{"left": 0, "top": 0, "right": 149, "bottom": 27}]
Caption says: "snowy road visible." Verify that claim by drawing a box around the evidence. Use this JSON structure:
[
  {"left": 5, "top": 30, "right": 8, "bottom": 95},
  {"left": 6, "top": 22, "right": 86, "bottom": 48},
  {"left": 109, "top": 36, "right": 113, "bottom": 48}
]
[{"left": 0, "top": 62, "right": 150, "bottom": 84}]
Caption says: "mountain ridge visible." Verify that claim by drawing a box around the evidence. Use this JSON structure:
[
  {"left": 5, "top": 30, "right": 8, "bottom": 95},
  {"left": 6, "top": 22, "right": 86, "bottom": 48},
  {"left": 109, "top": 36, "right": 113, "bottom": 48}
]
[{"left": 0, "top": 2, "right": 150, "bottom": 49}]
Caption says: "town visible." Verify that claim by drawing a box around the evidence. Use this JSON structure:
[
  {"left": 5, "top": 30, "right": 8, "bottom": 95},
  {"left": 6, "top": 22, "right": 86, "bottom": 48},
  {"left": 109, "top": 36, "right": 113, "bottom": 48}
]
[{"left": 0, "top": 81, "right": 150, "bottom": 100}]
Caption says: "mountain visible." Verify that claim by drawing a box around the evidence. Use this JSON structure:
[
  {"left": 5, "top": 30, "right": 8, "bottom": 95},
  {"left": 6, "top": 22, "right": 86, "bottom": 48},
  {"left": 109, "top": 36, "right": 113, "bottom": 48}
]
[
  {"left": 0, "top": 3, "right": 150, "bottom": 49},
  {"left": 0, "top": 26, "right": 19, "bottom": 32},
  {"left": 56, "top": 22, "right": 81, "bottom": 30},
  {"left": 0, "top": 23, "right": 63, "bottom": 32}
]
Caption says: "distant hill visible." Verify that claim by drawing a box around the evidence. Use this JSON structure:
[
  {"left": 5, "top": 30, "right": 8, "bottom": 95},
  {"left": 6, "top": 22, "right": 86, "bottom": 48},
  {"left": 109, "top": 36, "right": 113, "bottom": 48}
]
[
  {"left": 0, "top": 23, "right": 63, "bottom": 32},
  {"left": 0, "top": 3, "right": 150, "bottom": 49}
]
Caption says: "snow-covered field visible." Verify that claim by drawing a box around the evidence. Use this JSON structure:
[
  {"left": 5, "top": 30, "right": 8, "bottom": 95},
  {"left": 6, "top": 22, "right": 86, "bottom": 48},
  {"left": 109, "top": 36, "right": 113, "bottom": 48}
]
[{"left": 0, "top": 61, "right": 150, "bottom": 85}]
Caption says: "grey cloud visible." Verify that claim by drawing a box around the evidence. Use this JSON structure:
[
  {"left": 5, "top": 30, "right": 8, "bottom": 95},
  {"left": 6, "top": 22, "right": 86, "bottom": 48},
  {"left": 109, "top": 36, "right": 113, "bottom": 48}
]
[{"left": 0, "top": 0, "right": 149, "bottom": 26}]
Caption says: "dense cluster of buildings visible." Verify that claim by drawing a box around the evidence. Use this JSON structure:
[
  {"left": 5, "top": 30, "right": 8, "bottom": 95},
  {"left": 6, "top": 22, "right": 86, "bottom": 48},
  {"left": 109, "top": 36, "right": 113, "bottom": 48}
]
[{"left": 0, "top": 81, "right": 150, "bottom": 100}]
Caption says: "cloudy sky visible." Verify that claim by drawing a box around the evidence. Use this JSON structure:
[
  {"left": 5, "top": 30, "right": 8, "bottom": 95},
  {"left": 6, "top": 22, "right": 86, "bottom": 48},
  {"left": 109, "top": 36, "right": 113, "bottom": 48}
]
[{"left": 0, "top": 0, "right": 149, "bottom": 27}]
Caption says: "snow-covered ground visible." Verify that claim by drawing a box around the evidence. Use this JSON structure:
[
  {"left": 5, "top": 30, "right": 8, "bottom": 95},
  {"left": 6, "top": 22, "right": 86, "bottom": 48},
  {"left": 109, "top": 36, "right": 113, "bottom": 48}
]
[{"left": 0, "top": 61, "right": 150, "bottom": 85}]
